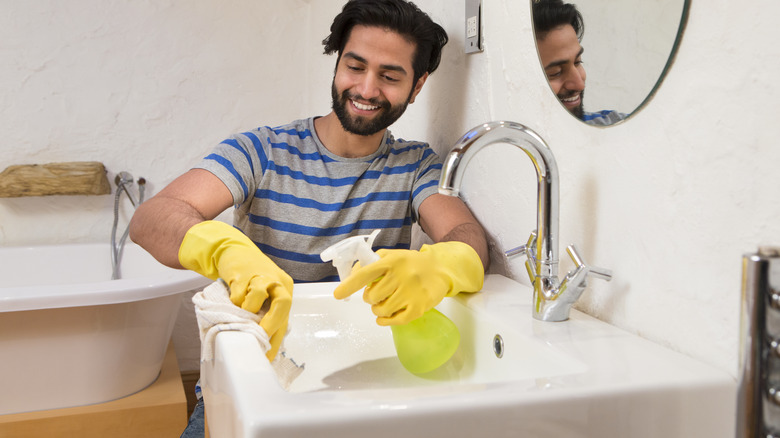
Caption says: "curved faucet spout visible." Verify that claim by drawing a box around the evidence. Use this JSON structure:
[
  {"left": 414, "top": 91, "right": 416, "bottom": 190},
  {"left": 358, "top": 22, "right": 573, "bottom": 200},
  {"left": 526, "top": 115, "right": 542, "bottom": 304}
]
[
  {"left": 439, "top": 121, "right": 560, "bottom": 282},
  {"left": 439, "top": 121, "right": 611, "bottom": 322}
]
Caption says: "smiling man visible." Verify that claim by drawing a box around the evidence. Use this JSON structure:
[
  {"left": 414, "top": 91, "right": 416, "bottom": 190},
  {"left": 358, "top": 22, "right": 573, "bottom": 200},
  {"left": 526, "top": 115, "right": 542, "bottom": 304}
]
[
  {"left": 327, "top": 26, "right": 419, "bottom": 139},
  {"left": 129, "top": 1, "right": 488, "bottom": 436},
  {"left": 318, "top": 24, "right": 427, "bottom": 155},
  {"left": 533, "top": 0, "right": 626, "bottom": 125}
]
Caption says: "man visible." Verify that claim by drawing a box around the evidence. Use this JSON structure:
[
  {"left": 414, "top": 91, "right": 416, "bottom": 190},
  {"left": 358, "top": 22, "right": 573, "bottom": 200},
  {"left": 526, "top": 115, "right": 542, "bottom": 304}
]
[
  {"left": 532, "top": 0, "right": 626, "bottom": 126},
  {"left": 129, "top": 1, "right": 488, "bottom": 435}
]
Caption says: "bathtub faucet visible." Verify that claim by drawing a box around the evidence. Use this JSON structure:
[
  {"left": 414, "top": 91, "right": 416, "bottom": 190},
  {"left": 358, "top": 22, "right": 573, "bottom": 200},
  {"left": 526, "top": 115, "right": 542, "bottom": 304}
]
[
  {"left": 112, "top": 172, "right": 146, "bottom": 279},
  {"left": 438, "top": 121, "right": 612, "bottom": 322}
]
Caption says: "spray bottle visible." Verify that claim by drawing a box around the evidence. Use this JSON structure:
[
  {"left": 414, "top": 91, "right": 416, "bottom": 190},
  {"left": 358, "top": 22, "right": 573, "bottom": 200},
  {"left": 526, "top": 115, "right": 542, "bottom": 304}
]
[{"left": 321, "top": 230, "right": 460, "bottom": 374}]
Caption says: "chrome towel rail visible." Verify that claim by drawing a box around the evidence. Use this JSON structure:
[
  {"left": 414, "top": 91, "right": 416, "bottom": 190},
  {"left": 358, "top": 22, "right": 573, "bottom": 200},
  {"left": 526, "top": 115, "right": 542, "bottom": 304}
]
[{"left": 738, "top": 246, "right": 780, "bottom": 437}]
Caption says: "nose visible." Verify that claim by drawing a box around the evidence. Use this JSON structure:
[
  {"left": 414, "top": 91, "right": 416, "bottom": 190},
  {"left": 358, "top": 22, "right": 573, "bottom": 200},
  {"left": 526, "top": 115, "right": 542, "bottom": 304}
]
[
  {"left": 355, "top": 73, "right": 381, "bottom": 100},
  {"left": 563, "top": 67, "right": 585, "bottom": 91}
]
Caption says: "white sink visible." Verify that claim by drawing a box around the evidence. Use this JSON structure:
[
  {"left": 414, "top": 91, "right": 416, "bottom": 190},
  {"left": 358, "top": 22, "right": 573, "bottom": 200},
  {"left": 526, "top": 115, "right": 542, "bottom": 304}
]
[{"left": 202, "top": 274, "right": 736, "bottom": 438}]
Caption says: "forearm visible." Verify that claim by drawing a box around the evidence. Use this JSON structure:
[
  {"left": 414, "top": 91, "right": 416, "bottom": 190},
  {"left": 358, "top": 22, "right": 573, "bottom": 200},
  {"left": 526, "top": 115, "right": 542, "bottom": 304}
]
[
  {"left": 128, "top": 196, "right": 205, "bottom": 269},
  {"left": 418, "top": 194, "right": 490, "bottom": 271},
  {"left": 129, "top": 168, "right": 235, "bottom": 269},
  {"left": 439, "top": 221, "right": 490, "bottom": 271}
]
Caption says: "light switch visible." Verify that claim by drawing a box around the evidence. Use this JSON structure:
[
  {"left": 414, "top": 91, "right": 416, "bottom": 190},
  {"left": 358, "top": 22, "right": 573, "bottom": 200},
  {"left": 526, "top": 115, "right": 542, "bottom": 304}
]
[
  {"left": 467, "top": 16, "right": 478, "bottom": 38},
  {"left": 465, "top": 0, "right": 482, "bottom": 53}
]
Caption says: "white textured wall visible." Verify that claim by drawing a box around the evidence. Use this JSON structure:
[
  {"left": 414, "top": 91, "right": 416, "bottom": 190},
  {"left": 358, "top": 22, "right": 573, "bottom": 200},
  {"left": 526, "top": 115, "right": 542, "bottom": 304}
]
[
  {"left": 3, "top": 0, "right": 778, "bottom": 378},
  {"left": 417, "top": 0, "right": 780, "bottom": 378},
  {"left": 0, "top": 0, "right": 312, "bottom": 245}
]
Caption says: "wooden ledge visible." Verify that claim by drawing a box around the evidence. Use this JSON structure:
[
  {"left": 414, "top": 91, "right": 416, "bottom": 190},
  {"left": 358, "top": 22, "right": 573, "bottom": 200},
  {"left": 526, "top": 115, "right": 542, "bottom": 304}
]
[
  {"left": 0, "top": 162, "right": 110, "bottom": 198},
  {"left": 0, "top": 342, "right": 187, "bottom": 437}
]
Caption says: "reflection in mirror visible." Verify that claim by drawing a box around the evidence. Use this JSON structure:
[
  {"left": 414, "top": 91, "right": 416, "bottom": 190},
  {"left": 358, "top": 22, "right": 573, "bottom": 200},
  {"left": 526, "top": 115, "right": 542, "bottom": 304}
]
[{"left": 532, "top": 0, "right": 689, "bottom": 126}]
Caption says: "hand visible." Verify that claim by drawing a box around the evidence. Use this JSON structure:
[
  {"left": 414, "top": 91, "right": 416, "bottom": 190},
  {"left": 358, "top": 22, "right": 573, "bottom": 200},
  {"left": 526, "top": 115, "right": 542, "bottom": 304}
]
[
  {"left": 333, "top": 241, "right": 484, "bottom": 325},
  {"left": 178, "top": 221, "right": 293, "bottom": 361}
]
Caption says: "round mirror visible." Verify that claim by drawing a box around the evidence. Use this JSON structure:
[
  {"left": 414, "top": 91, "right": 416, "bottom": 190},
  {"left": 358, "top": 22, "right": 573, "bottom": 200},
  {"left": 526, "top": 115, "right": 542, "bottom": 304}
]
[{"left": 531, "top": 0, "right": 690, "bottom": 126}]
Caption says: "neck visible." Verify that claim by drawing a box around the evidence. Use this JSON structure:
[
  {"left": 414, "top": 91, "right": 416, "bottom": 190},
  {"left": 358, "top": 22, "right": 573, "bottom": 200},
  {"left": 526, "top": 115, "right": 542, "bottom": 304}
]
[{"left": 314, "top": 112, "right": 386, "bottom": 158}]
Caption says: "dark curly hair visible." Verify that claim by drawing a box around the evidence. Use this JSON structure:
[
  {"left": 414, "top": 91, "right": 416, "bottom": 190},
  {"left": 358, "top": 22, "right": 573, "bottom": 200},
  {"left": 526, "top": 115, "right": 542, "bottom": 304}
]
[
  {"left": 322, "top": 0, "right": 448, "bottom": 84},
  {"left": 532, "top": 0, "right": 584, "bottom": 41}
]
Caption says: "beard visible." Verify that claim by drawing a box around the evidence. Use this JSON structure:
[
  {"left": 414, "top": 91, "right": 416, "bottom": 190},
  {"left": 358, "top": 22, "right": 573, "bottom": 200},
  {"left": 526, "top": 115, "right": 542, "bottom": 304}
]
[
  {"left": 559, "top": 89, "right": 585, "bottom": 120},
  {"left": 331, "top": 80, "right": 410, "bottom": 136}
]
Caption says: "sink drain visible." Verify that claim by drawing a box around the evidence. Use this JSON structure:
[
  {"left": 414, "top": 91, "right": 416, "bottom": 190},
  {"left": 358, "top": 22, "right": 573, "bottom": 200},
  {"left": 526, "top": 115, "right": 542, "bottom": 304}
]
[{"left": 493, "top": 334, "right": 504, "bottom": 358}]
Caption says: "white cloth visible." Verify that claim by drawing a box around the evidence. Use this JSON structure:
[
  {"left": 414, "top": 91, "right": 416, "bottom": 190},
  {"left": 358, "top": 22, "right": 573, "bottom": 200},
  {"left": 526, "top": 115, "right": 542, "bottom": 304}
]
[{"left": 192, "top": 280, "right": 304, "bottom": 389}]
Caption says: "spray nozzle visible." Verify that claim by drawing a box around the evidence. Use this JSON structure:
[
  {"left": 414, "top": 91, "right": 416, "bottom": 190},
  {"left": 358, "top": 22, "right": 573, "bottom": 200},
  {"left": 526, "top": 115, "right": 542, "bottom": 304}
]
[{"left": 320, "top": 229, "right": 381, "bottom": 280}]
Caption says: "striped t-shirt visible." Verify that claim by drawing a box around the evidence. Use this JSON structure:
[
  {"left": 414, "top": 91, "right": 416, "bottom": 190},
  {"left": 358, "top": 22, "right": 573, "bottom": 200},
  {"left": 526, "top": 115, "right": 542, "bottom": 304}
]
[
  {"left": 196, "top": 117, "right": 442, "bottom": 283},
  {"left": 583, "top": 110, "right": 627, "bottom": 126}
]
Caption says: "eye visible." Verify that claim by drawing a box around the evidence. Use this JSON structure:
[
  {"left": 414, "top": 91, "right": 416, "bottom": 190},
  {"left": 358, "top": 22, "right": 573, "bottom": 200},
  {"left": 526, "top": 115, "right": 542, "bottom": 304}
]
[
  {"left": 344, "top": 62, "right": 365, "bottom": 73},
  {"left": 382, "top": 74, "right": 400, "bottom": 82},
  {"left": 546, "top": 69, "right": 562, "bottom": 79}
]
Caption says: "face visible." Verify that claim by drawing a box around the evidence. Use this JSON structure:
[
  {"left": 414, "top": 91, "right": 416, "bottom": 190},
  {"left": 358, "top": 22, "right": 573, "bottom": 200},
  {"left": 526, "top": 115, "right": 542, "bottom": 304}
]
[
  {"left": 536, "top": 24, "right": 586, "bottom": 119},
  {"left": 331, "top": 25, "right": 427, "bottom": 136}
]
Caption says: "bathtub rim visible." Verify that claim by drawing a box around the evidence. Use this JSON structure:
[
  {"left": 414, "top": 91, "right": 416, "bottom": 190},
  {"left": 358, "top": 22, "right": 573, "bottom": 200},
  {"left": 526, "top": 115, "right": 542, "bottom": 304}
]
[{"left": 0, "top": 242, "right": 211, "bottom": 313}]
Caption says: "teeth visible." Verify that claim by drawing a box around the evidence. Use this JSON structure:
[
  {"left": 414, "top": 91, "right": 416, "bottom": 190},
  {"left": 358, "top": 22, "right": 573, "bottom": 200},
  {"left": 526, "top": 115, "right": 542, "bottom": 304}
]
[
  {"left": 352, "top": 100, "right": 379, "bottom": 111},
  {"left": 561, "top": 94, "right": 580, "bottom": 103}
]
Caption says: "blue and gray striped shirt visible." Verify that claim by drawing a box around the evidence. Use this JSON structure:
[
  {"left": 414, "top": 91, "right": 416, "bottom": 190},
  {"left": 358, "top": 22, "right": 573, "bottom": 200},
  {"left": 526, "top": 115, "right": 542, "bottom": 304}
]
[{"left": 196, "top": 117, "right": 442, "bottom": 283}]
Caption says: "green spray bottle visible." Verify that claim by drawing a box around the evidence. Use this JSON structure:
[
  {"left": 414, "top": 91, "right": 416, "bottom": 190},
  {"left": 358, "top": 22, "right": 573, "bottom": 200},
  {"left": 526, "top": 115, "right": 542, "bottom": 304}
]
[{"left": 321, "top": 230, "right": 460, "bottom": 374}]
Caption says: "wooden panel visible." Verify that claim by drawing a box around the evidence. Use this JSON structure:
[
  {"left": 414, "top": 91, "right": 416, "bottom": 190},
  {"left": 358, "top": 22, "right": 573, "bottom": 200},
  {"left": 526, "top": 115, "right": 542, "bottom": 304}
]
[
  {"left": 0, "top": 343, "right": 188, "bottom": 438},
  {"left": 0, "top": 162, "right": 111, "bottom": 197}
]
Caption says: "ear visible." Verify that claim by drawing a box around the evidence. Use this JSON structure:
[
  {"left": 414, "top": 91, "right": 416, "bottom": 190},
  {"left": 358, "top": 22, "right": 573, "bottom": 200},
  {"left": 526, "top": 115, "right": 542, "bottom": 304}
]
[{"left": 408, "top": 72, "right": 429, "bottom": 104}]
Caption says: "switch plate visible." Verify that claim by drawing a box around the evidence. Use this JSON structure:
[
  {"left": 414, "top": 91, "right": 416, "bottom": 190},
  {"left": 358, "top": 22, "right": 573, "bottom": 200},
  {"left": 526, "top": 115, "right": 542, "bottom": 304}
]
[
  {"left": 467, "top": 16, "right": 478, "bottom": 38},
  {"left": 465, "top": 0, "right": 482, "bottom": 53}
]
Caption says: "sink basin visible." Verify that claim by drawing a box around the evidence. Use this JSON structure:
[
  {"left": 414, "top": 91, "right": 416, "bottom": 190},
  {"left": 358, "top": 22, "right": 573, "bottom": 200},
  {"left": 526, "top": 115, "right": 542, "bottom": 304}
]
[
  {"left": 283, "top": 281, "right": 584, "bottom": 393},
  {"left": 202, "top": 274, "right": 736, "bottom": 438}
]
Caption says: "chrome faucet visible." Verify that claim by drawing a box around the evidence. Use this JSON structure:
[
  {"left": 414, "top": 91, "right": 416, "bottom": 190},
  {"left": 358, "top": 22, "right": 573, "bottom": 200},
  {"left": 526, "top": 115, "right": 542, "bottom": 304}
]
[
  {"left": 111, "top": 172, "right": 146, "bottom": 279},
  {"left": 438, "top": 121, "right": 612, "bottom": 321}
]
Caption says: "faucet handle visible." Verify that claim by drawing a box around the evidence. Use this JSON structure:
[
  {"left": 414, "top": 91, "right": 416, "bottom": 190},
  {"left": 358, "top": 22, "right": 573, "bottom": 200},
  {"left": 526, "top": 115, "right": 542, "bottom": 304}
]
[
  {"left": 566, "top": 245, "right": 613, "bottom": 282},
  {"left": 504, "top": 245, "right": 527, "bottom": 259},
  {"left": 588, "top": 266, "right": 614, "bottom": 281},
  {"left": 504, "top": 231, "right": 538, "bottom": 260},
  {"left": 505, "top": 231, "right": 540, "bottom": 287}
]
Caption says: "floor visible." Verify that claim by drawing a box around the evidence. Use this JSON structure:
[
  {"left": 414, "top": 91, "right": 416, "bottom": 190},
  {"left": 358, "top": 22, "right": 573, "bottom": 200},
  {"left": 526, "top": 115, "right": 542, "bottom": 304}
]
[{"left": 181, "top": 370, "right": 200, "bottom": 418}]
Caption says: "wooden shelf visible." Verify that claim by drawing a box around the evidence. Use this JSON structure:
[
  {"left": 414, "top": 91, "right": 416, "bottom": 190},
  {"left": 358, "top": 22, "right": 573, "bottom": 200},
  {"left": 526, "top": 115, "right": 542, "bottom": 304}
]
[
  {"left": 0, "top": 161, "right": 110, "bottom": 197},
  {"left": 0, "top": 342, "right": 188, "bottom": 438}
]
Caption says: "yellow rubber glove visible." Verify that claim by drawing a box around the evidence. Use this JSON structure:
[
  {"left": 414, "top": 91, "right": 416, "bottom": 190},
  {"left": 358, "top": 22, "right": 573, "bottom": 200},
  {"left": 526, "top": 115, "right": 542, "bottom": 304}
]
[
  {"left": 333, "top": 241, "right": 484, "bottom": 326},
  {"left": 178, "top": 220, "right": 293, "bottom": 361}
]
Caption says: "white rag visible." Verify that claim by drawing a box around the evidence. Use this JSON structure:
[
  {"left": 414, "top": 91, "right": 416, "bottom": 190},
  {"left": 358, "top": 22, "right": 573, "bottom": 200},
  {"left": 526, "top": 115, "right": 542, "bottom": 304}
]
[{"left": 192, "top": 279, "right": 304, "bottom": 389}]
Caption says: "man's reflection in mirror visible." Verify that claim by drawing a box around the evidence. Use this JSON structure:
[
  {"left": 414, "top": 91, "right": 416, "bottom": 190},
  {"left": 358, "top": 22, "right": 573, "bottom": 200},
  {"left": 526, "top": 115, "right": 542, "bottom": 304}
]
[{"left": 533, "top": 0, "right": 627, "bottom": 126}]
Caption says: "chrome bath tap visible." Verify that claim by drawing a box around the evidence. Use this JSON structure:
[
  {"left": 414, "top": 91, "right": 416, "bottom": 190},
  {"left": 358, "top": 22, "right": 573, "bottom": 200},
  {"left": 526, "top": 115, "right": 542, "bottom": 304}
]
[
  {"left": 438, "top": 121, "right": 612, "bottom": 321},
  {"left": 111, "top": 171, "right": 146, "bottom": 279}
]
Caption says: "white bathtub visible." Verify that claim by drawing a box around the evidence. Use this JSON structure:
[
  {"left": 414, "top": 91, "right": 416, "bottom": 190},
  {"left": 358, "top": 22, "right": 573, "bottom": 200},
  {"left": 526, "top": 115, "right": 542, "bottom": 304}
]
[{"left": 0, "top": 242, "right": 210, "bottom": 415}]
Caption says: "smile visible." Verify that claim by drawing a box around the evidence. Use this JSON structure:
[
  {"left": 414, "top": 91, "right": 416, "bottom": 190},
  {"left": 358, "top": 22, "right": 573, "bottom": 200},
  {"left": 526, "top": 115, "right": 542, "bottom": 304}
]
[
  {"left": 560, "top": 93, "right": 580, "bottom": 103},
  {"left": 351, "top": 100, "right": 380, "bottom": 111}
]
